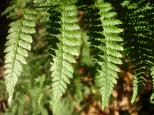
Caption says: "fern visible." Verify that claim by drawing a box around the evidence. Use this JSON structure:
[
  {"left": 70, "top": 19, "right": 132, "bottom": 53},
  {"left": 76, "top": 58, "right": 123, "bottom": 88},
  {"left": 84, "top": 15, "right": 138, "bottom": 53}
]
[
  {"left": 2, "top": 0, "right": 154, "bottom": 113},
  {"left": 78, "top": 0, "right": 123, "bottom": 108},
  {"left": 4, "top": 8, "right": 37, "bottom": 104},
  {"left": 81, "top": 0, "right": 123, "bottom": 108},
  {"left": 33, "top": 0, "right": 61, "bottom": 7},
  {"left": 2, "top": 0, "right": 32, "bottom": 19},
  {"left": 122, "top": 0, "right": 154, "bottom": 103},
  {"left": 50, "top": 1, "right": 81, "bottom": 100},
  {"left": 95, "top": 0, "right": 123, "bottom": 108}
]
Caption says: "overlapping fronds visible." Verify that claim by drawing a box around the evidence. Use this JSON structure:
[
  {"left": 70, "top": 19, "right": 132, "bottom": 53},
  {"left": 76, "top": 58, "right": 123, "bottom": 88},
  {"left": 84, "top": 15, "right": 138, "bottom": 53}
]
[
  {"left": 4, "top": 8, "right": 37, "bottom": 104},
  {"left": 50, "top": 1, "right": 81, "bottom": 100},
  {"left": 122, "top": 0, "right": 154, "bottom": 103},
  {"left": 3, "top": 0, "right": 154, "bottom": 113}
]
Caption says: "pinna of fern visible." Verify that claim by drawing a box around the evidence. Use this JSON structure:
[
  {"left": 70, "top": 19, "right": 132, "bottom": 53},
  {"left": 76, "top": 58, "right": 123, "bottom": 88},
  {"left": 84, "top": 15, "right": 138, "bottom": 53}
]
[{"left": 4, "top": 8, "right": 37, "bottom": 104}]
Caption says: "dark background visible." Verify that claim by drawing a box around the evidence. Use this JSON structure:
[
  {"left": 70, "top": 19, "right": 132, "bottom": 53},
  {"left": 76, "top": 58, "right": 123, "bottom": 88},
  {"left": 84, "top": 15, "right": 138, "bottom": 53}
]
[{"left": 0, "top": 0, "right": 10, "bottom": 65}]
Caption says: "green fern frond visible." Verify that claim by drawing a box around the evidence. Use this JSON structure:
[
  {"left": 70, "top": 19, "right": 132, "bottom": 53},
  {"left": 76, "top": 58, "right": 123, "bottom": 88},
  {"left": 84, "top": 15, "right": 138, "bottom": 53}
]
[
  {"left": 122, "top": 0, "right": 154, "bottom": 103},
  {"left": 80, "top": 1, "right": 123, "bottom": 108},
  {"left": 50, "top": 2, "right": 81, "bottom": 100},
  {"left": 81, "top": 1, "right": 123, "bottom": 108},
  {"left": 4, "top": 8, "right": 37, "bottom": 104},
  {"left": 94, "top": 0, "right": 123, "bottom": 108}
]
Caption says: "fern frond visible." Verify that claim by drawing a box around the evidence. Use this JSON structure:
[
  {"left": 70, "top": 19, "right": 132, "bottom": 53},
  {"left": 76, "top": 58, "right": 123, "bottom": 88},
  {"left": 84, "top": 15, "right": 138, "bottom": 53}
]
[
  {"left": 4, "top": 8, "right": 37, "bottom": 104},
  {"left": 94, "top": 0, "right": 123, "bottom": 108},
  {"left": 78, "top": 0, "right": 123, "bottom": 108},
  {"left": 82, "top": 0, "right": 123, "bottom": 108},
  {"left": 122, "top": 0, "right": 154, "bottom": 103},
  {"left": 50, "top": 2, "right": 81, "bottom": 100}
]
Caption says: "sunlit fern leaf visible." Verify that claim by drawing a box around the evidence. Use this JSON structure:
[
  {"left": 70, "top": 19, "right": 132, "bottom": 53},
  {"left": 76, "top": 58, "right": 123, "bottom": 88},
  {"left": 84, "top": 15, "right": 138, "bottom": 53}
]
[
  {"left": 50, "top": 1, "right": 81, "bottom": 100},
  {"left": 94, "top": 0, "right": 123, "bottom": 108},
  {"left": 4, "top": 8, "right": 37, "bottom": 104},
  {"left": 122, "top": 0, "right": 154, "bottom": 103}
]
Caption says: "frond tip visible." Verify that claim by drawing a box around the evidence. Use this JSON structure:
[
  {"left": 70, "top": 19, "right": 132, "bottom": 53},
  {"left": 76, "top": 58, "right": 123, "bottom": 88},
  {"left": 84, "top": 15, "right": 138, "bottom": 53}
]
[{"left": 4, "top": 8, "right": 37, "bottom": 104}]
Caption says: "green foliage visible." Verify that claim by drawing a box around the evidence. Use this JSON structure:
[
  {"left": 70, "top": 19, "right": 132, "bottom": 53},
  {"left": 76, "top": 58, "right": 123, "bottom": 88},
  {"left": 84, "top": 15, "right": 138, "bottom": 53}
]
[
  {"left": 50, "top": 2, "right": 81, "bottom": 100},
  {"left": 4, "top": 8, "right": 37, "bottom": 104},
  {"left": 52, "top": 98, "right": 74, "bottom": 115},
  {"left": 80, "top": 0, "right": 123, "bottom": 108},
  {"left": 2, "top": 0, "right": 32, "bottom": 19},
  {"left": 121, "top": 0, "right": 154, "bottom": 103},
  {"left": 95, "top": 0, "right": 123, "bottom": 108},
  {"left": 1, "top": 0, "right": 154, "bottom": 114}
]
